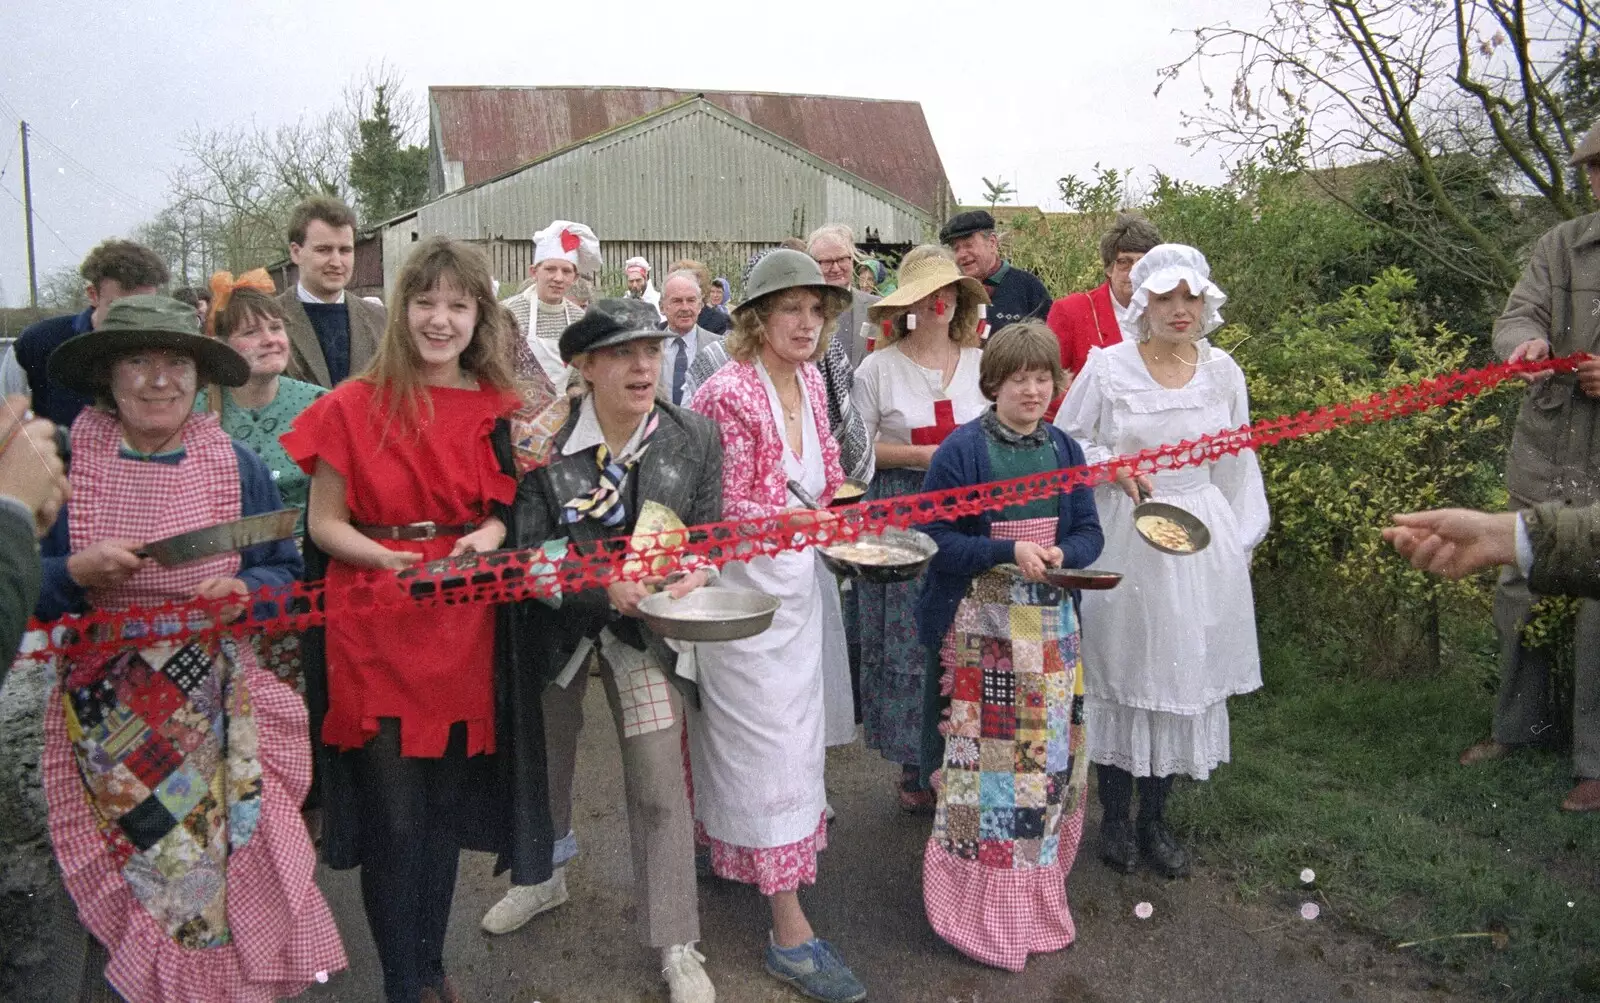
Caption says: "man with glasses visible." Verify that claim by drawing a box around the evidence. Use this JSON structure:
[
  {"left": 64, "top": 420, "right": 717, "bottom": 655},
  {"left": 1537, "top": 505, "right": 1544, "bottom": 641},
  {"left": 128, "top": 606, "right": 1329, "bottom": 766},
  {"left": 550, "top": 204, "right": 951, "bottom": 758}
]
[{"left": 807, "top": 224, "right": 879, "bottom": 369}]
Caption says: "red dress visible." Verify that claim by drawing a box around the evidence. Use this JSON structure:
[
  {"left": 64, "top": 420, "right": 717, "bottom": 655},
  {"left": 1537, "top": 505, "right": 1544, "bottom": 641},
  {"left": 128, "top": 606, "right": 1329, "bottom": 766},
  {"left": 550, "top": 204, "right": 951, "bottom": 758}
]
[{"left": 281, "top": 380, "right": 519, "bottom": 758}]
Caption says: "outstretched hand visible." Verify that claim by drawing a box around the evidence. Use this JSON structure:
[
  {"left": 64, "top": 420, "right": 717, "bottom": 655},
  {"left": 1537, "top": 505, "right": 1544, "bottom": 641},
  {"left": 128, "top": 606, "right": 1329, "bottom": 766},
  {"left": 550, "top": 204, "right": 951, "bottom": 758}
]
[{"left": 1382, "top": 509, "right": 1519, "bottom": 579}]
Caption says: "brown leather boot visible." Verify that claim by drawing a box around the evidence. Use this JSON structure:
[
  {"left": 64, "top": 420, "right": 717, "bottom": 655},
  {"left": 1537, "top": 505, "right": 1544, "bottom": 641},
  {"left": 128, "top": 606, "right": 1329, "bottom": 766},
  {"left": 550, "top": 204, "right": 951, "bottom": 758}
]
[
  {"left": 1458, "top": 740, "right": 1511, "bottom": 766},
  {"left": 1561, "top": 779, "right": 1600, "bottom": 812}
]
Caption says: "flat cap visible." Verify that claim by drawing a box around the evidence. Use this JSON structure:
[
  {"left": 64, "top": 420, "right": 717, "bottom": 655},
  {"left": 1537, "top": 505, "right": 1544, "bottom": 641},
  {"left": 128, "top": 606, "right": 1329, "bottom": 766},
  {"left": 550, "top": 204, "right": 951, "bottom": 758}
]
[
  {"left": 939, "top": 209, "right": 997, "bottom": 245},
  {"left": 558, "top": 298, "right": 671, "bottom": 363},
  {"left": 1571, "top": 121, "right": 1600, "bottom": 166}
]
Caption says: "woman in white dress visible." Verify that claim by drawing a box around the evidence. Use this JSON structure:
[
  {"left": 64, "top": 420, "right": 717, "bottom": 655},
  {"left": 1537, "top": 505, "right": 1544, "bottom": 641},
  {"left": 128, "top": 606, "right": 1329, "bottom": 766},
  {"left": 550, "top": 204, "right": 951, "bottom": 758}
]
[
  {"left": 688, "top": 250, "right": 867, "bottom": 1003},
  {"left": 852, "top": 246, "right": 990, "bottom": 811},
  {"left": 1053, "top": 244, "right": 1270, "bottom": 878}
]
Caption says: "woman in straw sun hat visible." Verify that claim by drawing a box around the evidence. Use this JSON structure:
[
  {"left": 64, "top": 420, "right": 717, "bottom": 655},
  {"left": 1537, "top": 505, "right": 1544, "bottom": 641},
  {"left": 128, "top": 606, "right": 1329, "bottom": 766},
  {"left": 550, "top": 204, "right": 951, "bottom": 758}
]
[{"left": 851, "top": 246, "right": 992, "bottom": 812}]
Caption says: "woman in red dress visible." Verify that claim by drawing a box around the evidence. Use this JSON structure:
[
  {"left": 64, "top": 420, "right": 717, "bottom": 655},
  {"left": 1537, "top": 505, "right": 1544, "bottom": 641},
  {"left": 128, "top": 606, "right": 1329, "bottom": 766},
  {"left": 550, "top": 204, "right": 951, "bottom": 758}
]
[{"left": 282, "top": 237, "right": 553, "bottom": 1003}]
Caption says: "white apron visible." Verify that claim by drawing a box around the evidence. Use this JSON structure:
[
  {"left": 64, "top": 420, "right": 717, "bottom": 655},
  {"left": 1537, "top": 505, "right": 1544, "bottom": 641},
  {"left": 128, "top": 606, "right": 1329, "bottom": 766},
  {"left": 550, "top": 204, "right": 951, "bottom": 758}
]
[
  {"left": 689, "top": 365, "right": 838, "bottom": 848},
  {"left": 818, "top": 563, "right": 856, "bottom": 748},
  {"left": 529, "top": 322, "right": 572, "bottom": 390}
]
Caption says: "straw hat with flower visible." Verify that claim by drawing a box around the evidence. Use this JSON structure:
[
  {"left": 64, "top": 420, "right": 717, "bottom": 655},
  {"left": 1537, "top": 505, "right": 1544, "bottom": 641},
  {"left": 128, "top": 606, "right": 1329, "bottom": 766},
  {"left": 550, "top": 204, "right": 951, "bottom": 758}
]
[{"left": 866, "top": 249, "right": 991, "bottom": 348}]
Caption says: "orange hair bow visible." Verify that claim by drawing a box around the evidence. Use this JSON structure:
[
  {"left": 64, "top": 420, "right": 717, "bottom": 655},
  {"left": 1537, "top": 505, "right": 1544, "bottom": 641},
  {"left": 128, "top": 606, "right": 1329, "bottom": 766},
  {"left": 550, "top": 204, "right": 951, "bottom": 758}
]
[{"left": 207, "top": 268, "right": 276, "bottom": 335}]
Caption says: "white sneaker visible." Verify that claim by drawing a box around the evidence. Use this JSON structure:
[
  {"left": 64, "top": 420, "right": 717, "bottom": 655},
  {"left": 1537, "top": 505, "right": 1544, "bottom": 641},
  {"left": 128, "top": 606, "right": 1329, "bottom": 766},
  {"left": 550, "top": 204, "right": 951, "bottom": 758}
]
[
  {"left": 661, "top": 943, "right": 716, "bottom": 1003},
  {"left": 480, "top": 868, "right": 569, "bottom": 934}
]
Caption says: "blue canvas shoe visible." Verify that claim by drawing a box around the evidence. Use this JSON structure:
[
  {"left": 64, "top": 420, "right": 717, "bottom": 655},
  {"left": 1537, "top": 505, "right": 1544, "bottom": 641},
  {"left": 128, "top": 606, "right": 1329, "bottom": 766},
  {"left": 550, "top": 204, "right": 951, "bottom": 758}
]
[{"left": 764, "top": 936, "right": 867, "bottom": 1003}]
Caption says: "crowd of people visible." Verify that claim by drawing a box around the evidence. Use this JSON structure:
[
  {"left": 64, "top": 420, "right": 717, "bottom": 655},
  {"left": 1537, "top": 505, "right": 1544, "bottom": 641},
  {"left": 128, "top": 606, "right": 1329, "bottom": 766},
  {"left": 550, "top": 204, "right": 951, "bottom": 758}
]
[{"left": 0, "top": 123, "right": 1594, "bottom": 1002}]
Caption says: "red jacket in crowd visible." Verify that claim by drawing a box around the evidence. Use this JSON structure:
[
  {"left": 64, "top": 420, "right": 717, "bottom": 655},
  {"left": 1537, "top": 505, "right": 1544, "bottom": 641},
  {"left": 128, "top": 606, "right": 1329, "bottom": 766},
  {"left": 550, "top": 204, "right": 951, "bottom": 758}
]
[{"left": 1043, "top": 282, "right": 1123, "bottom": 420}]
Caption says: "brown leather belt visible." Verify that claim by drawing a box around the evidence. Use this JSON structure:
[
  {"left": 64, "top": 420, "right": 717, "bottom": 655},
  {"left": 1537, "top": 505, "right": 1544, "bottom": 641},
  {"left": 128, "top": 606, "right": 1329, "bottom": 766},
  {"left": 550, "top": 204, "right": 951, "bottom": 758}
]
[{"left": 354, "top": 521, "right": 474, "bottom": 541}]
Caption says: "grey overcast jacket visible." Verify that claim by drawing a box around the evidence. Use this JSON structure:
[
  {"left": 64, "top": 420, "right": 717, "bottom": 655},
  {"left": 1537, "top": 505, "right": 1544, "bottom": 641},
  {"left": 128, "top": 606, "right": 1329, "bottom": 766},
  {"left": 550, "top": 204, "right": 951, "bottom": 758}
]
[{"left": 1493, "top": 212, "right": 1600, "bottom": 507}]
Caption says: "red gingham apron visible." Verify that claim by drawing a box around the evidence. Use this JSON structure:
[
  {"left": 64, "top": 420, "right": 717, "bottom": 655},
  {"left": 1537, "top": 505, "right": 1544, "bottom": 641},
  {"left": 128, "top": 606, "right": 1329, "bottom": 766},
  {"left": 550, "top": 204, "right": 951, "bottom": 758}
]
[
  {"left": 45, "top": 409, "right": 346, "bottom": 1000},
  {"left": 68, "top": 407, "right": 242, "bottom": 609}
]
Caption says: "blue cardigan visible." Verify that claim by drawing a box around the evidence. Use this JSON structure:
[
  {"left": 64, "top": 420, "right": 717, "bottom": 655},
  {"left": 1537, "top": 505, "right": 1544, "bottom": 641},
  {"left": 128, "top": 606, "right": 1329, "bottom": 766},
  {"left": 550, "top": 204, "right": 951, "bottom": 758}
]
[{"left": 913, "top": 417, "right": 1103, "bottom": 649}]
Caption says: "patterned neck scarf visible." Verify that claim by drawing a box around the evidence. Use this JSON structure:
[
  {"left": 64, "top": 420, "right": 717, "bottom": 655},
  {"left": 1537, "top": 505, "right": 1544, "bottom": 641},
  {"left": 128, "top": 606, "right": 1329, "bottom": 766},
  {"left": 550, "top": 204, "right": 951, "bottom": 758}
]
[
  {"left": 981, "top": 406, "right": 1051, "bottom": 448},
  {"left": 561, "top": 410, "right": 660, "bottom": 527}
]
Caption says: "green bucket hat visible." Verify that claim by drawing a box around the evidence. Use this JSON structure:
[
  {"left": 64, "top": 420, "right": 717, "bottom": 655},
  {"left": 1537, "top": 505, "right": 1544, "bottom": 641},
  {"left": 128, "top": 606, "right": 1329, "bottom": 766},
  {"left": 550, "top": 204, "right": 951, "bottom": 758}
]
[
  {"left": 733, "top": 249, "right": 852, "bottom": 320},
  {"left": 48, "top": 294, "right": 250, "bottom": 395}
]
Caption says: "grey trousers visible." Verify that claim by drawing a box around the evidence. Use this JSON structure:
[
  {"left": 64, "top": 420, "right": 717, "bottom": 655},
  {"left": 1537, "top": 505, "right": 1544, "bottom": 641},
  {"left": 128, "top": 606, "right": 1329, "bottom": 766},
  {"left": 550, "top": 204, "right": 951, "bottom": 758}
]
[
  {"left": 541, "top": 653, "right": 700, "bottom": 948},
  {"left": 1491, "top": 566, "right": 1600, "bottom": 778}
]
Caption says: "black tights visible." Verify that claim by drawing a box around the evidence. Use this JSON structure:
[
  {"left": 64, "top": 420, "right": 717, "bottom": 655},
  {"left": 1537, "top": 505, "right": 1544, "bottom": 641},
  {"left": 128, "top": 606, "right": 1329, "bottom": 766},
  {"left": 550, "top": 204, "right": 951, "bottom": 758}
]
[
  {"left": 354, "top": 719, "right": 467, "bottom": 1003},
  {"left": 1097, "top": 764, "right": 1175, "bottom": 824}
]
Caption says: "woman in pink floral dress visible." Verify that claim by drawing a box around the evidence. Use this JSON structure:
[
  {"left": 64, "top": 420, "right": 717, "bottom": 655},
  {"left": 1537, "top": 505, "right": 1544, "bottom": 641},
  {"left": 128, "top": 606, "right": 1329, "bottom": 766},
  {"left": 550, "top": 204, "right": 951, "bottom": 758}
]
[{"left": 687, "top": 250, "right": 866, "bottom": 1003}]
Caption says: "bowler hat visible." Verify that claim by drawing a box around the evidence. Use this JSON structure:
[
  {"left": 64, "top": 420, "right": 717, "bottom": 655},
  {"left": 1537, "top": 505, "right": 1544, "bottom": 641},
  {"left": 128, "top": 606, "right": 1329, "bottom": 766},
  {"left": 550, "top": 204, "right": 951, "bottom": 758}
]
[
  {"left": 939, "top": 210, "right": 997, "bottom": 245},
  {"left": 559, "top": 298, "right": 672, "bottom": 363},
  {"left": 1570, "top": 121, "right": 1600, "bottom": 166},
  {"left": 48, "top": 294, "right": 249, "bottom": 396}
]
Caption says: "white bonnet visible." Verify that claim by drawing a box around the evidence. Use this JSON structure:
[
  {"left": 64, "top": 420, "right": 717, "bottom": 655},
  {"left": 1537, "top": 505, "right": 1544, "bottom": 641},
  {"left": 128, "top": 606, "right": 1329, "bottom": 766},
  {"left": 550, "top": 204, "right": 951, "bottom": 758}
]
[{"left": 1127, "top": 243, "right": 1227, "bottom": 336}]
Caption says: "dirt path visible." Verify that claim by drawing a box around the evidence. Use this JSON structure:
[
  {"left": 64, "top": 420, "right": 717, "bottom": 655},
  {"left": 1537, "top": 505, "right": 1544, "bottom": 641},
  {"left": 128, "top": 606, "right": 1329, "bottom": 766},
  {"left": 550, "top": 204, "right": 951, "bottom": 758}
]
[{"left": 306, "top": 683, "right": 1469, "bottom": 1003}]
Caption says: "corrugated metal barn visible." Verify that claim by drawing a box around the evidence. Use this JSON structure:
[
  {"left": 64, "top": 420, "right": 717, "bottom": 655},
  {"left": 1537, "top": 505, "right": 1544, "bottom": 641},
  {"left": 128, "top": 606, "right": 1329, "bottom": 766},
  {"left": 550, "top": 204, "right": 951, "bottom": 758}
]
[
  {"left": 380, "top": 92, "right": 948, "bottom": 294},
  {"left": 428, "top": 85, "right": 954, "bottom": 218}
]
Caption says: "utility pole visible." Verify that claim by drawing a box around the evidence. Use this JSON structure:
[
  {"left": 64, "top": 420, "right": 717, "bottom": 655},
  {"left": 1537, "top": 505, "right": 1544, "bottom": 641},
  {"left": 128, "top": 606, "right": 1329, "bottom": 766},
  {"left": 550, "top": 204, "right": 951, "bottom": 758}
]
[{"left": 20, "top": 121, "right": 38, "bottom": 308}]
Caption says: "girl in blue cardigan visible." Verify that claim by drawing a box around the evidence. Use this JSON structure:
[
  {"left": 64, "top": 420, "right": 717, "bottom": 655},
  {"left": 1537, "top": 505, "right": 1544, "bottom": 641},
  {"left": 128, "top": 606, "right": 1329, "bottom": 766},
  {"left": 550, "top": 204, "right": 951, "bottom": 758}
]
[{"left": 913, "top": 322, "right": 1103, "bottom": 971}]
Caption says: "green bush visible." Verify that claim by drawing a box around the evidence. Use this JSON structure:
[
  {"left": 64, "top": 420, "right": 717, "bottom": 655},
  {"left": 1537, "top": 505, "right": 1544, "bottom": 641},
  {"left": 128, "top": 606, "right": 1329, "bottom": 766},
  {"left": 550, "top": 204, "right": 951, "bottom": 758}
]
[
  {"left": 1225, "top": 268, "right": 1509, "bottom": 674},
  {"left": 1145, "top": 166, "right": 1381, "bottom": 337},
  {"left": 1000, "top": 210, "right": 1116, "bottom": 299},
  {"left": 1003, "top": 165, "right": 1520, "bottom": 675}
]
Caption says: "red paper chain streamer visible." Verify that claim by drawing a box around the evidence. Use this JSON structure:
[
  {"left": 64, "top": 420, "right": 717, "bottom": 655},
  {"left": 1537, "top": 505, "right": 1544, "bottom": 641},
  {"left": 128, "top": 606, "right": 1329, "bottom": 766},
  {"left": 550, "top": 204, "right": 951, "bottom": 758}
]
[{"left": 22, "top": 352, "right": 1583, "bottom": 661}]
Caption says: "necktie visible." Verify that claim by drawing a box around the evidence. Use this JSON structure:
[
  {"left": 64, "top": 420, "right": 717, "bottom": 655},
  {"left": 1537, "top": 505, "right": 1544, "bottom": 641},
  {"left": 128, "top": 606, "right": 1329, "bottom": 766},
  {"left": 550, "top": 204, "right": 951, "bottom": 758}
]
[
  {"left": 561, "top": 411, "right": 661, "bottom": 527},
  {"left": 672, "top": 336, "right": 689, "bottom": 405}
]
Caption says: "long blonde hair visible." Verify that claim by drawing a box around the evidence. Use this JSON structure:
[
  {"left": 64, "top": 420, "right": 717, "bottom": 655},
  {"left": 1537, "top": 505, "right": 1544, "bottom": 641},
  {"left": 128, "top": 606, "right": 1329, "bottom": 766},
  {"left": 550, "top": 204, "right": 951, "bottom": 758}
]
[{"left": 361, "top": 237, "right": 515, "bottom": 431}]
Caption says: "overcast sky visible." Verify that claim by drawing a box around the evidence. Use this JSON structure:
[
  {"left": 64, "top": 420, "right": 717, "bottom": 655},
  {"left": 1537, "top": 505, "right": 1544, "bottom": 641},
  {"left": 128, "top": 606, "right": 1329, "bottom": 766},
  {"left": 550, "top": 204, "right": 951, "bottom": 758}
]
[{"left": 0, "top": 0, "right": 1263, "bottom": 307}]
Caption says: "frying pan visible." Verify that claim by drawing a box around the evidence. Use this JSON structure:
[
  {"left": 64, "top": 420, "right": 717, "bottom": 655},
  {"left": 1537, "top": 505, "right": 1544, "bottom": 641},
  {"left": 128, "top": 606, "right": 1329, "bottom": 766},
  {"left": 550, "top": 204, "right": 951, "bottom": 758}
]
[
  {"left": 787, "top": 478, "right": 937, "bottom": 584},
  {"left": 1132, "top": 483, "right": 1211, "bottom": 556}
]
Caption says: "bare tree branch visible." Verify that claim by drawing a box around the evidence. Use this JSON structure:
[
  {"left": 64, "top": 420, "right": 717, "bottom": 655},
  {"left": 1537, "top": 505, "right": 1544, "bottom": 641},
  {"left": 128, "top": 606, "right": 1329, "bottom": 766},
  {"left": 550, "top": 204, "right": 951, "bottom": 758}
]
[{"left": 1160, "top": 0, "right": 1597, "bottom": 292}]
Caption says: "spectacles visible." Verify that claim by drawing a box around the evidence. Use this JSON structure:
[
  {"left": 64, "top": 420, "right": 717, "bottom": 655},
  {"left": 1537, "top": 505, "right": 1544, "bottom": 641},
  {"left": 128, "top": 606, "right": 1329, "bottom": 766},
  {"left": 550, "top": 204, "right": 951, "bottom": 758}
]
[{"left": 814, "top": 255, "right": 853, "bottom": 269}]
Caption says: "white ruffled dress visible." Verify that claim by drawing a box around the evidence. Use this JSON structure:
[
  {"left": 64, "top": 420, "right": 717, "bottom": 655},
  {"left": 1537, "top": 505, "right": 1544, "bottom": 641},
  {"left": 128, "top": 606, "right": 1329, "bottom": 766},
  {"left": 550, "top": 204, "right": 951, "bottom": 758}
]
[{"left": 1053, "top": 339, "right": 1270, "bottom": 779}]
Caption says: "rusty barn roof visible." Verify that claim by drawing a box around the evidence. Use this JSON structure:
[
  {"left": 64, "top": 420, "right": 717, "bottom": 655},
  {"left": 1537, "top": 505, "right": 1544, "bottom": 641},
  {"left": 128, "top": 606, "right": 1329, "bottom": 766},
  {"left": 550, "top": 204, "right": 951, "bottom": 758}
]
[{"left": 428, "top": 86, "right": 954, "bottom": 215}]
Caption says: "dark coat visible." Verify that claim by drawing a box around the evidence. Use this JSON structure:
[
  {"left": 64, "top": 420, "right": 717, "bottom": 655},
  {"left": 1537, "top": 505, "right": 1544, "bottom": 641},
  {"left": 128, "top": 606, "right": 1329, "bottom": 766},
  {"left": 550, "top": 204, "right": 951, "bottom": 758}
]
[
  {"left": 1527, "top": 500, "right": 1600, "bottom": 600},
  {"left": 0, "top": 506, "right": 39, "bottom": 685},
  {"left": 512, "top": 400, "right": 723, "bottom": 685},
  {"left": 982, "top": 262, "right": 1052, "bottom": 330},
  {"left": 309, "top": 420, "right": 555, "bottom": 886},
  {"left": 278, "top": 288, "right": 387, "bottom": 389},
  {"left": 13, "top": 308, "right": 94, "bottom": 427}
]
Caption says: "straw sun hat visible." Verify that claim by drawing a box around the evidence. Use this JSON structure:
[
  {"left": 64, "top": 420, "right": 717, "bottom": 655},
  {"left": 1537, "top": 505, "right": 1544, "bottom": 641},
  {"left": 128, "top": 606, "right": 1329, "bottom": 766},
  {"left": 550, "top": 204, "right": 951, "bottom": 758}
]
[{"left": 866, "top": 254, "right": 989, "bottom": 325}]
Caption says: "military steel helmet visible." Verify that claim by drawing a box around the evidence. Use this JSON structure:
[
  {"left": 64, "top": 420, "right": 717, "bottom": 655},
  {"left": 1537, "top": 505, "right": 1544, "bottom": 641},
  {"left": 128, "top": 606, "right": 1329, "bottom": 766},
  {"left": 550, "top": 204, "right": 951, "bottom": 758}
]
[{"left": 733, "top": 249, "right": 852, "bottom": 320}]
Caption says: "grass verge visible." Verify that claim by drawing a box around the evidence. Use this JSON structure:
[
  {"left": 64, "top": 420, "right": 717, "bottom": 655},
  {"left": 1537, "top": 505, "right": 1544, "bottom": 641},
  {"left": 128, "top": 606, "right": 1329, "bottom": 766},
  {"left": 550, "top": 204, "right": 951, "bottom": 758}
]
[{"left": 1170, "top": 617, "right": 1600, "bottom": 1000}]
